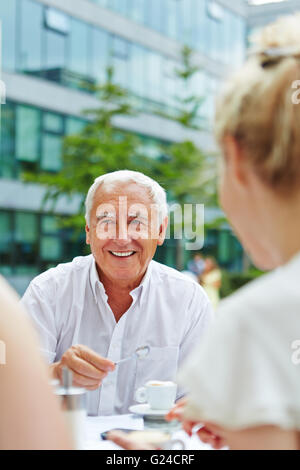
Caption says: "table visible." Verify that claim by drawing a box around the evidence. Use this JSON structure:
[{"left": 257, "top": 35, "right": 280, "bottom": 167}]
[{"left": 83, "top": 414, "right": 213, "bottom": 450}]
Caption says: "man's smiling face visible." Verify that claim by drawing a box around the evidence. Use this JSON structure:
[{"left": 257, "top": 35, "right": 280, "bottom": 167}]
[{"left": 86, "top": 182, "right": 168, "bottom": 286}]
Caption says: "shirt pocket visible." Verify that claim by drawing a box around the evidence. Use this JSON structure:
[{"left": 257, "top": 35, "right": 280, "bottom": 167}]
[{"left": 135, "top": 346, "right": 179, "bottom": 395}]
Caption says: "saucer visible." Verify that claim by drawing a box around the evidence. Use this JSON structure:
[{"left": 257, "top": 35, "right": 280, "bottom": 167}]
[{"left": 129, "top": 404, "right": 171, "bottom": 418}]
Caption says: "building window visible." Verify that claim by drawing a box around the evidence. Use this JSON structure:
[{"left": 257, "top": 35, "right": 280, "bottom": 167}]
[
  {"left": 40, "top": 215, "right": 62, "bottom": 265},
  {"left": 65, "top": 117, "right": 86, "bottom": 135},
  {"left": 164, "top": 0, "right": 178, "bottom": 40},
  {"left": 111, "top": 36, "right": 130, "bottom": 88},
  {"left": 144, "top": 50, "right": 163, "bottom": 105},
  {"left": 19, "top": 0, "right": 43, "bottom": 75},
  {"left": 44, "top": 7, "right": 70, "bottom": 35},
  {"left": 128, "top": 0, "right": 145, "bottom": 24},
  {"left": 0, "top": 0, "right": 17, "bottom": 71},
  {"left": 91, "top": 27, "right": 109, "bottom": 85},
  {"left": 14, "top": 212, "right": 39, "bottom": 273},
  {"left": 144, "top": 0, "right": 162, "bottom": 33},
  {"left": 0, "top": 212, "right": 13, "bottom": 273},
  {"left": 45, "top": 29, "right": 67, "bottom": 72},
  {"left": 15, "top": 105, "right": 41, "bottom": 169},
  {"left": 68, "top": 18, "right": 90, "bottom": 77},
  {"left": 0, "top": 103, "right": 16, "bottom": 178},
  {"left": 128, "top": 44, "right": 145, "bottom": 98},
  {"left": 111, "top": 0, "right": 129, "bottom": 16},
  {"left": 41, "top": 112, "right": 64, "bottom": 172}
]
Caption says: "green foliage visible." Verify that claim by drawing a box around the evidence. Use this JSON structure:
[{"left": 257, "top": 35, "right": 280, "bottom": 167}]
[
  {"left": 155, "top": 46, "right": 217, "bottom": 207},
  {"left": 157, "top": 46, "right": 207, "bottom": 131},
  {"left": 220, "top": 268, "right": 264, "bottom": 298},
  {"left": 23, "top": 52, "right": 217, "bottom": 249}
]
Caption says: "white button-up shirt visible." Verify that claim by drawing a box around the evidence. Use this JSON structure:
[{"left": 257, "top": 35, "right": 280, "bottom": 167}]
[{"left": 21, "top": 255, "right": 213, "bottom": 416}]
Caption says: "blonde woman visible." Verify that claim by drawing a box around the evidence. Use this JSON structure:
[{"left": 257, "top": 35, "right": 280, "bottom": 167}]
[
  {"left": 109, "top": 14, "right": 300, "bottom": 450},
  {"left": 168, "top": 14, "right": 300, "bottom": 450},
  {"left": 0, "top": 276, "right": 71, "bottom": 449}
]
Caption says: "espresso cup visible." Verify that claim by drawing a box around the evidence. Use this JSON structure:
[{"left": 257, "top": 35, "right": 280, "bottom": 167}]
[{"left": 135, "top": 380, "right": 177, "bottom": 410}]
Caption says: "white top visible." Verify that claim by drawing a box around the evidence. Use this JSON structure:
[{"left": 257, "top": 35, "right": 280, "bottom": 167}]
[
  {"left": 21, "top": 255, "right": 213, "bottom": 416},
  {"left": 178, "top": 251, "right": 300, "bottom": 431}
]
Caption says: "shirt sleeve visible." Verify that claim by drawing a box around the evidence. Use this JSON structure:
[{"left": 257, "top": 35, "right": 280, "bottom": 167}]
[
  {"left": 21, "top": 281, "right": 58, "bottom": 363},
  {"left": 178, "top": 296, "right": 300, "bottom": 431},
  {"left": 177, "top": 283, "right": 215, "bottom": 399}
]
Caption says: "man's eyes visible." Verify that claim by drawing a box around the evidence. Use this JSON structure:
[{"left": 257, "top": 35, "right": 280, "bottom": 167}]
[
  {"left": 98, "top": 219, "right": 116, "bottom": 225},
  {"left": 131, "top": 219, "right": 143, "bottom": 225},
  {"left": 98, "top": 219, "right": 146, "bottom": 226}
]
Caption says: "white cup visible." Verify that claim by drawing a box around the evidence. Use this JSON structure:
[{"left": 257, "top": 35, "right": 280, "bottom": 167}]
[{"left": 135, "top": 380, "right": 177, "bottom": 410}]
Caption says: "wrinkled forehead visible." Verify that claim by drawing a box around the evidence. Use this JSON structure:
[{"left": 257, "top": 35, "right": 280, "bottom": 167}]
[{"left": 92, "top": 182, "right": 158, "bottom": 218}]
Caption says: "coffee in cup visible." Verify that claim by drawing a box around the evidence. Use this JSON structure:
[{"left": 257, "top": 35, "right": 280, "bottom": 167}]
[{"left": 135, "top": 380, "right": 177, "bottom": 410}]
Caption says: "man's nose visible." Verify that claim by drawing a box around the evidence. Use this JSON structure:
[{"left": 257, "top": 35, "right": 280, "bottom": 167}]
[{"left": 116, "top": 224, "right": 132, "bottom": 242}]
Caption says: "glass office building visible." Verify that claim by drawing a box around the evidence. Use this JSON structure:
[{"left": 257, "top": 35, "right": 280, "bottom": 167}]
[{"left": 0, "top": 0, "right": 247, "bottom": 293}]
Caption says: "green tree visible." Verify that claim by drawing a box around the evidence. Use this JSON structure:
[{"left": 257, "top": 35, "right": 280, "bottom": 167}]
[
  {"left": 23, "top": 50, "right": 216, "bottom": 269},
  {"left": 23, "top": 67, "right": 150, "bottom": 229},
  {"left": 154, "top": 46, "right": 217, "bottom": 268}
]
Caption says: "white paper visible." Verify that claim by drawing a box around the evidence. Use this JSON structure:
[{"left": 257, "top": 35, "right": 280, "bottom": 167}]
[
  {"left": 83, "top": 414, "right": 144, "bottom": 450},
  {"left": 83, "top": 414, "right": 215, "bottom": 450}
]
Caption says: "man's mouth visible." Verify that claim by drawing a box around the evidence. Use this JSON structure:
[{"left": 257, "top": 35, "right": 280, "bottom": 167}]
[{"left": 109, "top": 251, "right": 136, "bottom": 258}]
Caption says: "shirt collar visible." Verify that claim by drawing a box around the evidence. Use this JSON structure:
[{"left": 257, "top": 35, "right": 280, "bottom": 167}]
[{"left": 89, "top": 256, "right": 153, "bottom": 304}]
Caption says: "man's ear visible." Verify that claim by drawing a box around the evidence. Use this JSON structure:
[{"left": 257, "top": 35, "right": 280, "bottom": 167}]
[
  {"left": 85, "top": 224, "right": 90, "bottom": 245},
  {"left": 224, "top": 135, "right": 249, "bottom": 188},
  {"left": 157, "top": 216, "right": 169, "bottom": 246}
]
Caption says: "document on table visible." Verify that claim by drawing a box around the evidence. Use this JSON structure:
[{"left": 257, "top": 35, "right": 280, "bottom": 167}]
[
  {"left": 84, "top": 414, "right": 144, "bottom": 450},
  {"left": 83, "top": 414, "right": 215, "bottom": 450}
]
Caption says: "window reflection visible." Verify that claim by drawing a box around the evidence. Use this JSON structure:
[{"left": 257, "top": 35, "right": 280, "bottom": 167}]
[
  {"left": 0, "top": 0, "right": 16, "bottom": 71},
  {"left": 0, "top": 0, "right": 246, "bottom": 110},
  {"left": 112, "top": 36, "right": 130, "bottom": 88},
  {"left": 45, "top": 30, "right": 67, "bottom": 72},
  {"left": 92, "top": 28, "right": 109, "bottom": 85},
  {"left": 16, "top": 106, "right": 40, "bottom": 166},
  {"left": 15, "top": 212, "right": 39, "bottom": 271},
  {"left": 68, "top": 18, "right": 89, "bottom": 77},
  {"left": 19, "top": 0, "right": 43, "bottom": 75}
]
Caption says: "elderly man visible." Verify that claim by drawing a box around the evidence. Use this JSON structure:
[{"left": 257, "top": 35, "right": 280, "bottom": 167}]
[{"left": 21, "top": 170, "right": 213, "bottom": 416}]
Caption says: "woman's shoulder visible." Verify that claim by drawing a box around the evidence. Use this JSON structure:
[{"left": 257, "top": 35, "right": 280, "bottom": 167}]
[{"left": 218, "top": 253, "right": 300, "bottom": 327}]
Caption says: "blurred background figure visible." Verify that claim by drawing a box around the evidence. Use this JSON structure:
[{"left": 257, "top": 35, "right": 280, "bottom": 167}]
[
  {"left": 187, "top": 253, "right": 205, "bottom": 279},
  {"left": 200, "top": 257, "right": 222, "bottom": 311},
  {"left": 0, "top": 275, "right": 71, "bottom": 450}
]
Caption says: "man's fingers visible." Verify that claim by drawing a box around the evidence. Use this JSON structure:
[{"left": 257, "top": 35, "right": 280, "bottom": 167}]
[
  {"left": 77, "top": 345, "right": 115, "bottom": 372},
  {"left": 64, "top": 354, "right": 107, "bottom": 381},
  {"left": 107, "top": 431, "right": 155, "bottom": 450},
  {"left": 69, "top": 367, "right": 104, "bottom": 389}
]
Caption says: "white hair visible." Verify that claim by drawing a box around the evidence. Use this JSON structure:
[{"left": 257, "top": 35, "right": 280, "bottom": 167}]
[{"left": 85, "top": 170, "right": 168, "bottom": 226}]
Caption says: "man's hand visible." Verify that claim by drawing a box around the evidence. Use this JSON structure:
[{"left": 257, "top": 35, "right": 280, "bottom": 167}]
[{"left": 50, "top": 345, "right": 115, "bottom": 391}]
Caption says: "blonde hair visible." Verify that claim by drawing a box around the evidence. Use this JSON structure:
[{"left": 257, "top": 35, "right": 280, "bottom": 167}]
[{"left": 215, "top": 14, "right": 300, "bottom": 195}]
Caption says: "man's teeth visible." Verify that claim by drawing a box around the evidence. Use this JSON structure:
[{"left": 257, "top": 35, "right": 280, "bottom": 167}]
[{"left": 111, "top": 251, "right": 135, "bottom": 257}]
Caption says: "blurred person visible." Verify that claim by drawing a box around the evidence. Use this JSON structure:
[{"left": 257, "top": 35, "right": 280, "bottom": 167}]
[
  {"left": 187, "top": 253, "right": 205, "bottom": 279},
  {"left": 108, "top": 14, "right": 300, "bottom": 450},
  {"left": 0, "top": 275, "right": 71, "bottom": 450},
  {"left": 200, "top": 257, "right": 222, "bottom": 311},
  {"left": 21, "top": 170, "right": 213, "bottom": 416},
  {"left": 173, "top": 14, "right": 300, "bottom": 450}
]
